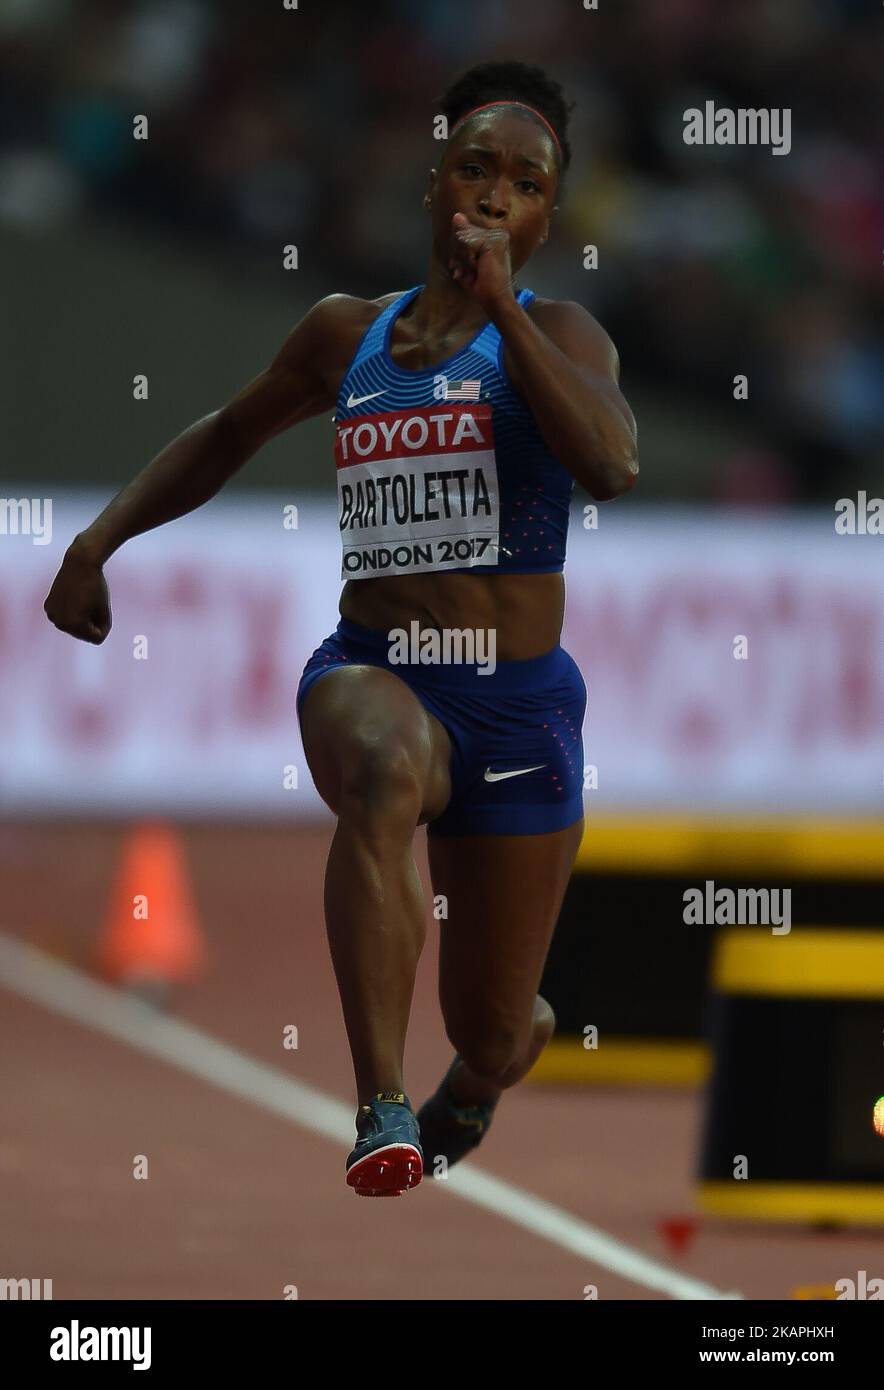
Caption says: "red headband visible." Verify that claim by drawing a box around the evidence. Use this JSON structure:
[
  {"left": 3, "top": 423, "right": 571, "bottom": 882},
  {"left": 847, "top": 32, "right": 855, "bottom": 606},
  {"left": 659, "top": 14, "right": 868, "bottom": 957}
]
[{"left": 449, "top": 100, "right": 562, "bottom": 158}]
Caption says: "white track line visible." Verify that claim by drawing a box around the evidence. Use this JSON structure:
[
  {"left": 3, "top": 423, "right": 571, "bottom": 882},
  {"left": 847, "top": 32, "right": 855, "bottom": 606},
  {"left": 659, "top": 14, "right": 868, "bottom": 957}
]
[{"left": 0, "top": 933, "right": 740, "bottom": 1301}]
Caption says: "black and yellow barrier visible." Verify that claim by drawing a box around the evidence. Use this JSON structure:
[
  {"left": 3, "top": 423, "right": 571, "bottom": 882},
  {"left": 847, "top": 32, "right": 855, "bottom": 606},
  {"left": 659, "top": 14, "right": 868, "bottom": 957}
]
[
  {"left": 530, "top": 817, "right": 884, "bottom": 1089},
  {"left": 698, "top": 927, "right": 884, "bottom": 1224}
]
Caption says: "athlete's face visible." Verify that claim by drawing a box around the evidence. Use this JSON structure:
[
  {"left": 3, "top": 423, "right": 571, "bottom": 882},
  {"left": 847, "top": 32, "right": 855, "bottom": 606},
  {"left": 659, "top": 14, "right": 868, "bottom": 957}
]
[{"left": 426, "top": 111, "right": 559, "bottom": 278}]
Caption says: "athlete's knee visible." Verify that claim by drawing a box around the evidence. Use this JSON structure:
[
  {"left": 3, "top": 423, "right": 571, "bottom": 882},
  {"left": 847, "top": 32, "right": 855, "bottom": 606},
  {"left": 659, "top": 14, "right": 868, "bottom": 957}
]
[
  {"left": 449, "top": 1027, "right": 526, "bottom": 1087},
  {"left": 336, "top": 732, "right": 426, "bottom": 824},
  {"left": 450, "top": 997, "right": 556, "bottom": 1087}
]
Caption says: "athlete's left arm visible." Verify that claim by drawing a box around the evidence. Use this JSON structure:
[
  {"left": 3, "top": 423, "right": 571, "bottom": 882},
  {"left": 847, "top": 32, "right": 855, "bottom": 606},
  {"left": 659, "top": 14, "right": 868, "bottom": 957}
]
[{"left": 497, "top": 298, "right": 638, "bottom": 500}]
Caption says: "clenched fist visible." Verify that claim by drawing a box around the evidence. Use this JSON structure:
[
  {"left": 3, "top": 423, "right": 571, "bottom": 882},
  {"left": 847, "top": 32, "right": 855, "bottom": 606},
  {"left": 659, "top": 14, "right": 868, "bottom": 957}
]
[
  {"left": 448, "top": 212, "right": 514, "bottom": 310},
  {"left": 44, "top": 542, "right": 112, "bottom": 644}
]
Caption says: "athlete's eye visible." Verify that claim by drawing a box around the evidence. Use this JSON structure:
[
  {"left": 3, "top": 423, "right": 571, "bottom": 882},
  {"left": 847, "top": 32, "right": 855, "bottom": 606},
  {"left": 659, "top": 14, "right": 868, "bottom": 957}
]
[
  {"left": 518, "top": 180, "right": 541, "bottom": 194},
  {"left": 461, "top": 164, "right": 485, "bottom": 177}
]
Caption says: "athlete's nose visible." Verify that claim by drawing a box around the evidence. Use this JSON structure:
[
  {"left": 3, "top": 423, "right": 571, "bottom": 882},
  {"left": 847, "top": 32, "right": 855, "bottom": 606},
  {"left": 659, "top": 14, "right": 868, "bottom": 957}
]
[{"left": 477, "top": 191, "right": 509, "bottom": 222}]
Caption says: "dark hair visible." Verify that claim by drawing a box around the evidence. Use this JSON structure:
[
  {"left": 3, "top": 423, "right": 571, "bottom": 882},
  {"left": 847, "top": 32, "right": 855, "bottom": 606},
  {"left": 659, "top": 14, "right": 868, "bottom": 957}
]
[{"left": 438, "top": 60, "right": 575, "bottom": 185}]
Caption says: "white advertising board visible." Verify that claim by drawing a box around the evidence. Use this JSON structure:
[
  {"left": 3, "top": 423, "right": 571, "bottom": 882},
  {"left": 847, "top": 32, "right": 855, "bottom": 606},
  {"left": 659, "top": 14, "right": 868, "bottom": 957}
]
[{"left": 2, "top": 494, "right": 880, "bottom": 815}]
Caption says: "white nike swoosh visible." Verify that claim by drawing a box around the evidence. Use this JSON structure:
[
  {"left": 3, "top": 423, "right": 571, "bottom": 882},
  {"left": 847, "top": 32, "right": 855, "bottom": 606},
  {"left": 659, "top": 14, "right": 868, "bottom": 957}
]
[
  {"left": 483, "top": 765, "right": 547, "bottom": 783},
  {"left": 346, "top": 390, "right": 386, "bottom": 407}
]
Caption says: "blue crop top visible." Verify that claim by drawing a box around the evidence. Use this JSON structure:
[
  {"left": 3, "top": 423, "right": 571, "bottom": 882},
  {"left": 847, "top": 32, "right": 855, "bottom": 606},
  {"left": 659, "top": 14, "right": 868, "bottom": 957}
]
[{"left": 333, "top": 284, "right": 574, "bottom": 581}]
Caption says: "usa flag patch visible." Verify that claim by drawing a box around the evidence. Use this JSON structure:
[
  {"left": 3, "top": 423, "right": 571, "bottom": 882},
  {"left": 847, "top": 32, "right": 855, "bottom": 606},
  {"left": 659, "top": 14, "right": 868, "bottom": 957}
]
[{"left": 443, "top": 378, "right": 481, "bottom": 401}]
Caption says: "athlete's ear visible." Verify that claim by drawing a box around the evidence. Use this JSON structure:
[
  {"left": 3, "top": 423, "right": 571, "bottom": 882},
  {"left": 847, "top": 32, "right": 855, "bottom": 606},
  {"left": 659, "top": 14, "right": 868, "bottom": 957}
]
[{"left": 424, "top": 168, "right": 438, "bottom": 210}]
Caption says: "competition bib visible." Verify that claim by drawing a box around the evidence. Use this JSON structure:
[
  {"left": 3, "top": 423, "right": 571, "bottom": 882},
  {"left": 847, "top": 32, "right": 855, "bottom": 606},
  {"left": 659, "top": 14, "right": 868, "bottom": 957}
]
[{"left": 335, "top": 403, "right": 499, "bottom": 578}]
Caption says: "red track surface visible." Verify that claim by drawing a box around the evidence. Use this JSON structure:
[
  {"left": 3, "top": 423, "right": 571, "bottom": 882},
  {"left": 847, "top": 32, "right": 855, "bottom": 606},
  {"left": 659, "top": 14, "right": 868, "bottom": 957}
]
[{"left": 1, "top": 820, "right": 880, "bottom": 1300}]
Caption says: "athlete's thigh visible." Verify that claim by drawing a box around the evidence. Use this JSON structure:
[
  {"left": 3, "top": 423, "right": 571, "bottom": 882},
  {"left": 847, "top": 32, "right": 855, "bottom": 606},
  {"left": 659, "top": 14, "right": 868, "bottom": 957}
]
[
  {"left": 427, "top": 819, "right": 584, "bottom": 1040},
  {"left": 299, "top": 665, "right": 452, "bottom": 823}
]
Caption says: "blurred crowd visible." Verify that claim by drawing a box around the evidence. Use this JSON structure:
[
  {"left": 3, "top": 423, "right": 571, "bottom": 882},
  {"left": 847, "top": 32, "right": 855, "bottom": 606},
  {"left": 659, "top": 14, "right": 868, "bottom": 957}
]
[{"left": 2, "top": 0, "right": 881, "bottom": 501}]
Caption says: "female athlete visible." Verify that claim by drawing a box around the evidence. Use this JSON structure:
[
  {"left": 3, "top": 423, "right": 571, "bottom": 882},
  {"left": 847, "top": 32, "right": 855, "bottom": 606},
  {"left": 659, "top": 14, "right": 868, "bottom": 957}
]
[{"left": 44, "top": 61, "right": 638, "bottom": 1197}]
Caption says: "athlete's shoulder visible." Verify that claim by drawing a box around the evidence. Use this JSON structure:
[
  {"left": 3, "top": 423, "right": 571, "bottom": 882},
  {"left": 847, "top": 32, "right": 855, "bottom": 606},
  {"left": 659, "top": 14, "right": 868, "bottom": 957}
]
[
  {"left": 310, "top": 290, "right": 409, "bottom": 329},
  {"left": 298, "top": 291, "right": 409, "bottom": 383},
  {"left": 523, "top": 297, "right": 621, "bottom": 379}
]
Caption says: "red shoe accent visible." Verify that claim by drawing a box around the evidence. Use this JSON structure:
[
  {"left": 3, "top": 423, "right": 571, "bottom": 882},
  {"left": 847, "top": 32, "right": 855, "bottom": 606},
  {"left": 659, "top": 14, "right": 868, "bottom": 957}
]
[{"left": 346, "top": 1143, "right": 423, "bottom": 1197}]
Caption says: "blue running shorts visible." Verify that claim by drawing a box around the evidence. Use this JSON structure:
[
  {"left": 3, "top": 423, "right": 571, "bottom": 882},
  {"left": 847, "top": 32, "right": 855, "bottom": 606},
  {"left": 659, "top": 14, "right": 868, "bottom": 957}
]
[{"left": 296, "top": 617, "right": 587, "bottom": 837}]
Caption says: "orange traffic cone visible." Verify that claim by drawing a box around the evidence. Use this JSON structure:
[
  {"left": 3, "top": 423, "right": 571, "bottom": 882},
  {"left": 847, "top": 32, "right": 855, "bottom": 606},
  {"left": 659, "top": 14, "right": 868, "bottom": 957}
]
[{"left": 96, "top": 822, "right": 206, "bottom": 1004}]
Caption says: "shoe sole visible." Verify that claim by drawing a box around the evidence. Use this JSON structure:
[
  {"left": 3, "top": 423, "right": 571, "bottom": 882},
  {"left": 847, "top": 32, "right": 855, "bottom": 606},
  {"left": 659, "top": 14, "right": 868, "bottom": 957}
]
[{"left": 346, "top": 1141, "right": 423, "bottom": 1197}]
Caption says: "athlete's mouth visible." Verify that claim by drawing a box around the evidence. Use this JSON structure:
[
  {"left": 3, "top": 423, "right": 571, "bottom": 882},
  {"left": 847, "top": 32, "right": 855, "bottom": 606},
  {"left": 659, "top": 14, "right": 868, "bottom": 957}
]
[{"left": 456, "top": 214, "right": 504, "bottom": 233}]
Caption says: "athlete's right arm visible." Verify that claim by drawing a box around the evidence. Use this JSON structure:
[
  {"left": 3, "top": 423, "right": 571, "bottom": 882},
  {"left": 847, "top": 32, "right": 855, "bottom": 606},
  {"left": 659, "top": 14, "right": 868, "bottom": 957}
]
[{"left": 44, "top": 295, "right": 352, "bottom": 643}]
